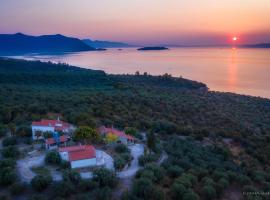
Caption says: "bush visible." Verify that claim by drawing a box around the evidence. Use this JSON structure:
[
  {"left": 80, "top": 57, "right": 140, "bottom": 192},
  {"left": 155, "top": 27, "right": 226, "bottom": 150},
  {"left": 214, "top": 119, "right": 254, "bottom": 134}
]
[
  {"left": 138, "top": 154, "right": 157, "bottom": 166},
  {"left": 124, "top": 127, "right": 142, "bottom": 139},
  {"left": 52, "top": 181, "right": 75, "bottom": 198},
  {"left": 202, "top": 185, "right": 217, "bottom": 200},
  {"left": 2, "top": 146, "right": 20, "bottom": 158},
  {"left": 45, "top": 151, "right": 62, "bottom": 165},
  {"left": 0, "top": 195, "right": 9, "bottom": 200},
  {"left": 0, "top": 159, "right": 16, "bottom": 169},
  {"left": 132, "top": 178, "right": 154, "bottom": 199},
  {"left": 92, "top": 186, "right": 112, "bottom": 200},
  {"left": 60, "top": 160, "right": 70, "bottom": 169},
  {"left": 2, "top": 137, "right": 17, "bottom": 146},
  {"left": 144, "top": 163, "right": 165, "bottom": 183},
  {"left": 216, "top": 177, "right": 229, "bottom": 193},
  {"left": 10, "top": 182, "right": 25, "bottom": 195},
  {"left": 78, "top": 179, "right": 98, "bottom": 192},
  {"left": 93, "top": 168, "right": 117, "bottom": 188},
  {"left": 171, "top": 183, "right": 187, "bottom": 200},
  {"left": 63, "top": 170, "right": 81, "bottom": 185},
  {"left": 114, "top": 156, "right": 126, "bottom": 170},
  {"left": 0, "top": 125, "right": 7, "bottom": 138},
  {"left": 115, "top": 143, "right": 129, "bottom": 153},
  {"left": 16, "top": 126, "right": 32, "bottom": 137},
  {"left": 243, "top": 185, "right": 258, "bottom": 193},
  {"left": 0, "top": 167, "right": 17, "bottom": 186},
  {"left": 182, "top": 189, "right": 199, "bottom": 200},
  {"left": 167, "top": 165, "right": 184, "bottom": 178},
  {"left": 28, "top": 195, "right": 48, "bottom": 200},
  {"left": 31, "top": 175, "right": 52, "bottom": 191},
  {"left": 237, "top": 175, "right": 252, "bottom": 186}
]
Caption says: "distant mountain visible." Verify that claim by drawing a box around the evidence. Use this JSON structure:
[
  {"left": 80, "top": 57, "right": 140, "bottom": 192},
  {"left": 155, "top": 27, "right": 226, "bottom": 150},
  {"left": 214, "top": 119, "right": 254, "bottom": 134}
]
[
  {"left": 241, "top": 43, "right": 270, "bottom": 48},
  {"left": 82, "top": 39, "right": 132, "bottom": 48},
  {"left": 0, "top": 33, "right": 96, "bottom": 55},
  {"left": 138, "top": 46, "right": 169, "bottom": 51}
]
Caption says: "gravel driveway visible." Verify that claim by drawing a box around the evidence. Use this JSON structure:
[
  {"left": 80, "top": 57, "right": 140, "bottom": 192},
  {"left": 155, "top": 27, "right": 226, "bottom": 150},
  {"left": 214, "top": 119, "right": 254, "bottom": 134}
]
[
  {"left": 117, "top": 143, "right": 144, "bottom": 178},
  {"left": 17, "top": 154, "right": 45, "bottom": 183},
  {"left": 17, "top": 149, "right": 115, "bottom": 182}
]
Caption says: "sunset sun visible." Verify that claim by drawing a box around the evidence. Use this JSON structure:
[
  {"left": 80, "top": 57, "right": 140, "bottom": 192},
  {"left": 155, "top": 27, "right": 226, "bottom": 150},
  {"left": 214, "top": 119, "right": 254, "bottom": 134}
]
[{"left": 232, "top": 36, "right": 238, "bottom": 41}]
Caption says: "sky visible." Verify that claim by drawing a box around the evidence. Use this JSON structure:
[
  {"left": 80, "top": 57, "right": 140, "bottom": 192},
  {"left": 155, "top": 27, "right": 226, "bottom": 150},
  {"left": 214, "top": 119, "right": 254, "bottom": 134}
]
[{"left": 0, "top": 0, "right": 270, "bottom": 45}]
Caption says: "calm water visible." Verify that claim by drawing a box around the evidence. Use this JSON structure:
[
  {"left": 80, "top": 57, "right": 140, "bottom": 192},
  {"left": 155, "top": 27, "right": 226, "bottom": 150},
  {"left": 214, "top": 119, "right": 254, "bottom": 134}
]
[{"left": 14, "top": 48, "right": 270, "bottom": 99}]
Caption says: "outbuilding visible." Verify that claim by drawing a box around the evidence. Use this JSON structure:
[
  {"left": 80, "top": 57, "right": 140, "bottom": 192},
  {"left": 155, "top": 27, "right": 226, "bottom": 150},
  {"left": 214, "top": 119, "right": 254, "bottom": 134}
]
[{"left": 58, "top": 145, "right": 97, "bottom": 169}]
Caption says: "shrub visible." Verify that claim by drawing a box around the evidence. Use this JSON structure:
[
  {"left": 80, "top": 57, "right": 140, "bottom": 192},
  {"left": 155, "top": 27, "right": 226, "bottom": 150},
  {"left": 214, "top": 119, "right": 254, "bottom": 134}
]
[
  {"left": 144, "top": 163, "right": 165, "bottom": 183},
  {"left": 115, "top": 144, "right": 129, "bottom": 153},
  {"left": 63, "top": 170, "right": 81, "bottom": 185},
  {"left": 31, "top": 175, "right": 52, "bottom": 191},
  {"left": 93, "top": 168, "right": 117, "bottom": 188},
  {"left": 136, "top": 169, "right": 156, "bottom": 182},
  {"left": 2, "top": 137, "right": 17, "bottom": 146},
  {"left": 92, "top": 186, "right": 112, "bottom": 200},
  {"left": 0, "top": 167, "right": 17, "bottom": 186},
  {"left": 138, "top": 154, "right": 157, "bottom": 166},
  {"left": 60, "top": 160, "right": 70, "bottom": 169},
  {"left": 0, "top": 125, "right": 7, "bottom": 137},
  {"left": 182, "top": 189, "right": 199, "bottom": 200},
  {"left": 167, "top": 165, "right": 184, "bottom": 178},
  {"left": 171, "top": 183, "right": 187, "bottom": 200},
  {"left": 45, "top": 151, "right": 62, "bottom": 165},
  {"left": 114, "top": 156, "right": 126, "bottom": 170},
  {"left": 0, "top": 195, "right": 9, "bottom": 200},
  {"left": 28, "top": 195, "right": 48, "bottom": 200},
  {"left": 0, "top": 158, "right": 16, "bottom": 168},
  {"left": 10, "top": 182, "right": 26, "bottom": 195},
  {"left": 124, "top": 127, "right": 142, "bottom": 139},
  {"left": 121, "top": 152, "right": 132, "bottom": 162},
  {"left": 237, "top": 175, "right": 252, "bottom": 186},
  {"left": 78, "top": 179, "right": 98, "bottom": 192},
  {"left": 202, "top": 185, "right": 217, "bottom": 200},
  {"left": 217, "top": 178, "right": 229, "bottom": 191},
  {"left": 252, "top": 170, "right": 265, "bottom": 183},
  {"left": 201, "top": 177, "right": 215, "bottom": 186},
  {"left": 243, "top": 185, "right": 258, "bottom": 193},
  {"left": 52, "top": 181, "right": 75, "bottom": 198},
  {"left": 16, "top": 126, "right": 32, "bottom": 137},
  {"left": 132, "top": 178, "right": 154, "bottom": 199},
  {"left": 2, "top": 146, "right": 20, "bottom": 158}
]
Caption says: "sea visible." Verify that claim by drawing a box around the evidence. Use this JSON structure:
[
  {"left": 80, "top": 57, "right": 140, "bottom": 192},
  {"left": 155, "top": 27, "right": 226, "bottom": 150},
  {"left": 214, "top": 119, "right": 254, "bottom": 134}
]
[{"left": 11, "top": 47, "right": 270, "bottom": 99}]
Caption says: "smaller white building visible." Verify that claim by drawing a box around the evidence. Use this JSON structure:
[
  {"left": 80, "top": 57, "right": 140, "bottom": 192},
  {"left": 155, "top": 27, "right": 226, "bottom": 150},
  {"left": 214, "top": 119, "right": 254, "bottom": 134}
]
[
  {"left": 58, "top": 145, "right": 97, "bottom": 169},
  {"left": 31, "top": 119, "right": 74, "bottom": 140}
]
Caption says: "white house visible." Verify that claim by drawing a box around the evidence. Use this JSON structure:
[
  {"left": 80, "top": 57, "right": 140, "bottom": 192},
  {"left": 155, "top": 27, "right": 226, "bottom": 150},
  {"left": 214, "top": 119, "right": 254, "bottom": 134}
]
[
  {"left": 58, "top": 145, "right": 97, "bottom": 169},
  {"left": 31, "top": 119, "right": 74, "bottom": 140},
  {"left": 99, "top": 126, "right": 135, "bottom": 144}
]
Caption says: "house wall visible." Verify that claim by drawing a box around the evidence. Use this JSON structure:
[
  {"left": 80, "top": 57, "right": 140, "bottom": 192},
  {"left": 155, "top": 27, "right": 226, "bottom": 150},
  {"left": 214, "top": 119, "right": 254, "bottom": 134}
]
[
  {"left": 32, "top": 126, "right": 54, "bottom": 140},
  {"left": 71, "top": 158, "right": 97, "bottom": 169},
  {"left": 59, "top": 152, "right": 69, "bottom": 161}
]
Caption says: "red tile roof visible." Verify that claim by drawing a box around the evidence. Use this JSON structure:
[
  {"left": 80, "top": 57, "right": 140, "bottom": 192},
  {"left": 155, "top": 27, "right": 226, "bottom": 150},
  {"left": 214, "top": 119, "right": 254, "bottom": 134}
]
[
  {"left": 45, "top": 135, "right": 69, "bottom": 145},
  {"left": 32, "top": 119, "right": 72, "bottom": 131},
  {"left": 99, "top": 126, "right": 135, "bottom": 140},
  {"left": 59, "top": 145, "right": 96, "bottom": 161}
]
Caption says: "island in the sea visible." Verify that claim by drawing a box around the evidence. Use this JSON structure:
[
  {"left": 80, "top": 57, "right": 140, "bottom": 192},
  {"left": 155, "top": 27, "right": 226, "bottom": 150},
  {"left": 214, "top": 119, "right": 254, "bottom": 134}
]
[{"left": 137, "top": 46, "right": 169, "bottom": 51}]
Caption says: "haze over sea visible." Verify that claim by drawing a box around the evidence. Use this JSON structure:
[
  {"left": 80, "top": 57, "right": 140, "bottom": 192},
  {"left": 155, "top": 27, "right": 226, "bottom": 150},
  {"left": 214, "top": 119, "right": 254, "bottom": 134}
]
[{"left": 14, "top": 47, "right": 270, "bottom": 99}]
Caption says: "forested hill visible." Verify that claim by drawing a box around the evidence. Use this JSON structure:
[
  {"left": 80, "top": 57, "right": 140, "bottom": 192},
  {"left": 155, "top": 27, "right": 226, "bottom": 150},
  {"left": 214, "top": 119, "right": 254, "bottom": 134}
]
[
  {"left": 0, "top": 58, "right": 270, "bottom": 144},
  {"left": 0, "top": 58, "right": 206, "bottom": 90}
]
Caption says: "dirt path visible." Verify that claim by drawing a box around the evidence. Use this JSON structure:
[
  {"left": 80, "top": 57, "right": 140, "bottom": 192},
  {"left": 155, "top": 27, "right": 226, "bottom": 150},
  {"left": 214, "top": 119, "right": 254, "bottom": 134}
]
[
  {"left": 117, "top": 143, "right": 144, "bottom": 178},
  {"left": 17, "top": 154, "right": 45, "bottom": 183},
  {"left": 157, "top": 151, "right": 168, "bottom": 165}
]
